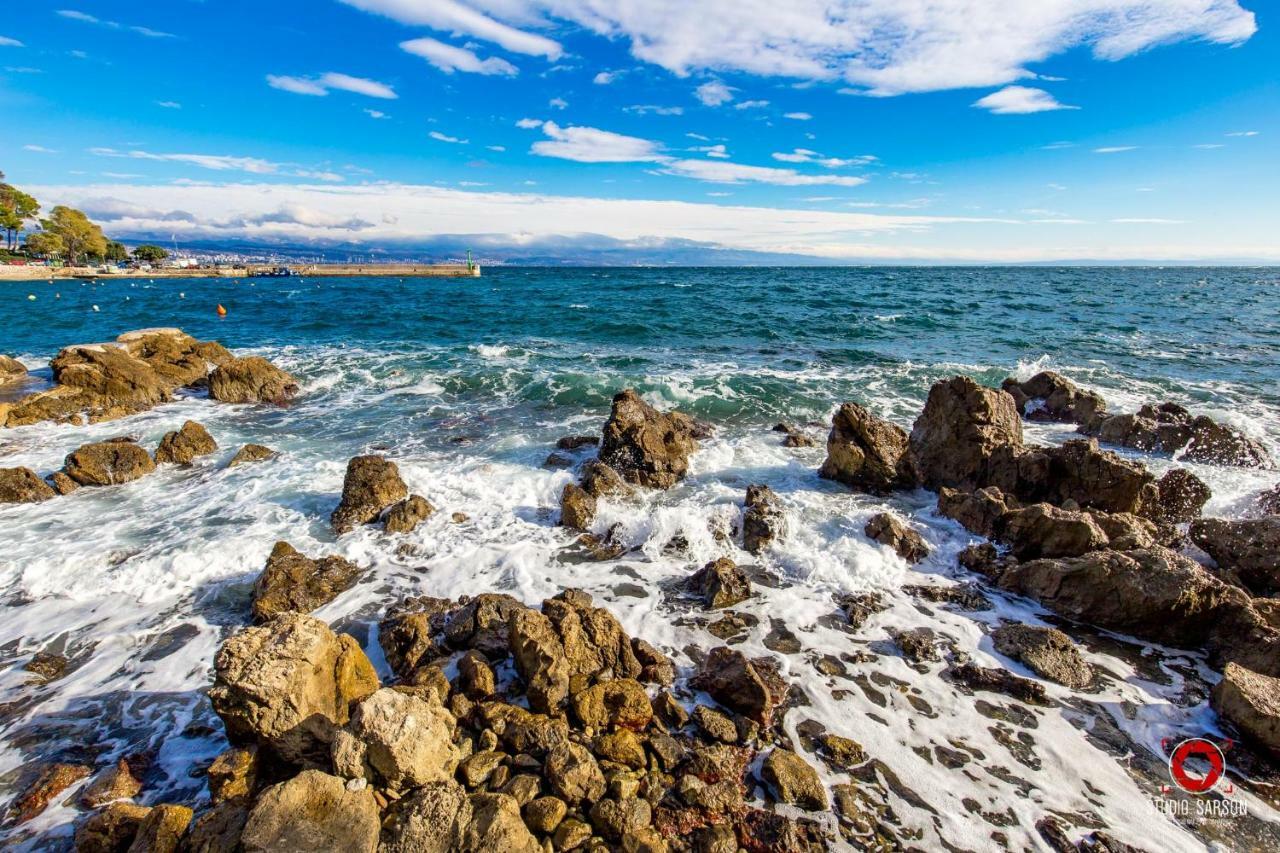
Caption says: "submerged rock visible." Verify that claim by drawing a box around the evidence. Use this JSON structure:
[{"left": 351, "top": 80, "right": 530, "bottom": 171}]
[
  {"left": 228, "top": 443, "right": 276, "bottom": 468},
  {"left": 240, "top": 770, "right": 379, "bottom": 853},
  {"left": 686, "top": 557, "right": 752, "bottom": 609},
  {"left": 559, "top": 482, "right": 596, "bottom": 531},
  {"left": 864, "top": 512, "right": 929, "bottom": 562},
  {"left": 0, "top": 467, "right": 57, "bottom": 503},
  {"left": 331, "top": 455, "right": 408, "bottom": 535},
  {"left": 1001, "top": 371, "right": 1106, "bottom": 426},
  {"left": 208, "top": 356, "right": 300, "bottom": 405},
  {"left": 991, "top": 624, "right": 1093, "bottom": 689},
  {"left": 598, "top": 389, "right": 700, "bottom": 490},
  {"left": 1190, "top": 517, "right": 1280, "bottom": 595},
  {"left": 209, "top": 612, "right": 379, "bottom": 765},
  {"left": 818, "top": 402, "right": 918, "bottom": 493},
  {"left": 384, "top": 494, "right": 435, "bottom": 534},
  {"left": 79, "top": 758, "right": 143, "bottom": 808},
  {"left": 1211, "top": 663, "right": 1280, "bottom": 757},
  {"left": 153, "top": 420, "right": 217, "bottom": 465},
  {"left": 3, "top": 762, "right": 90, "bottom": 826},
  {"left": 910, "top": 376, "right": 1023, "bottom": 491},
  {"left": 64, "top": 439, "right": 156, "bottom": 486},
  {"left": 742, "top": 484, "right": 785, "bottom": 553},
  {"left": 251, "top": 541, "right": 363, "bottom": 622}
]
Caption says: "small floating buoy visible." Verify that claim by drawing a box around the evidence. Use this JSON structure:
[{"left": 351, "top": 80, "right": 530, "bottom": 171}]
[
  {"left": 55, "top": 293, "right": 60, "bottom": 299},
  {"left": 92, "top": 305, "right": 100, "bottom": 312},
  {"left": 27, "top": 294, "right": 36, "bottom": 301},
  {"left": 216, "top": 303, "right": 227, "bottom": 317},
  {"left": 179, "top": 292, "right": 185, "bottom": 298},
  {"left": 125, "top": 296, "right": 130, "bottom": 301}
]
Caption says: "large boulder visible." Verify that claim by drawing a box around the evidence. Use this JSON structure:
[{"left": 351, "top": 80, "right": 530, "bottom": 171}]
[
  {"left": 1182, "top": 415, "right": 1273, "bottom": 468},
  {"left": 559, "top": 483, "right": 596, "bottom": 531},
  {"left": 864, "top": 512, "right": 928, "bottom": 562},
  {"left": 0, "top": 354, "right": 27, "bottom": 386},
  {"left": 508, "top": 608, "right": 570, "bottom": 714},
  {"left": 208, "top": 356, "right": 299, "bottom": 404},
  {"left": 461, "top": 793, "right": 541, "bottom": 853},
  {"left": 154, "top": 420, "right": 217, "bottom": 465},
  {"left": 1190, "top": 517, "right": 1280, "bottom": 596},
  {"left": 986, "top": 439, "right": 1160, "bottom": 518},
  {"left": 686, "top": 558, "right": 751, "bottom": 609},
  {"left": 742, "top": 484, "right": 785, "bottom": 554},
  {"left": 760, "top": 748, "right": 827, "bottom": 811},
  {"left": 240, "top": 770, "right": 379, "bottom": 853},
  {"left": 209, "top": 613, "right": 379, "bottom": 765},
  {"left": 995, "top": 547, "right": 1240, "bottom": 647},
  {"left": 999, "top": 503, "right": 1109, "bottom": 560},
  {"left": 1001, "top": 371, "right": 1105, "bottom": 426},
  {"left": 379, "top": 781, "right": 472, "bottom": 853},
  {"left": 598, "top": 389, "right": 700, "bottom": 490},
  {"left": 1156, "top": 468, "right": 1210, "bottom": 523},
  {"left": 64, "top": 439, "right": 156, "bottom": 486},
  {"left": 990, "top": 624, "right": 1093, "bottom": 689},
  {"left": 691, "top": 646, "right": 788, "bottom": 727},
  {"left": 542, "top": 589, "right": 643, "bottom": 685},
  {"left": 1211, "top": 663, "right": 1280, "bottom": 756},
  {"left": 0, "top": 467, "right": 57, "bottom": 503},
  {"left": 1084, "top": 402, "right": 1273, "bottom": 469},
  {"left": 251, "top": 541, "right": 363, "bottom": 622},
  {"left": 341, "top": 688, "right": 460, "bottom": 788},
  {"left": 910, "top": 376, "right": 1023, "bottom": 490},
  {"left": 331, "top": 455, "right": 408, "bottom": 535},
  {"left": 818, "top": 403, "right": 918, "bottom": 493}
]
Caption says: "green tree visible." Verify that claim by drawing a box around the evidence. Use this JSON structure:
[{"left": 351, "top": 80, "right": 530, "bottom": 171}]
[
  {"left": 41, "top": 206, "right": 108, "bottom": 265},
  {"left": 23, "top": 231, "right": 64, "bottom": 259},
  {"left": 104, "top": 241, "right": 129, "bottom": 262},
  {"left": 0, "top": 175, "right": 40, "bottom": 252},
  {"left": 132, "top": 244, "right": 170, "bottom": 263}
]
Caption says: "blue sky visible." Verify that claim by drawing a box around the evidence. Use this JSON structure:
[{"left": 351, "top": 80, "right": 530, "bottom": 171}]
[{"left": 1, "top": 0, "right": 1276, "bottom": 261}]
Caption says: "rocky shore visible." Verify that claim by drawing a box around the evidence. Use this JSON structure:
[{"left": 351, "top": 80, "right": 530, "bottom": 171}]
[{"left": 1, "top": 342, "right": 1278, "bottom": 851}]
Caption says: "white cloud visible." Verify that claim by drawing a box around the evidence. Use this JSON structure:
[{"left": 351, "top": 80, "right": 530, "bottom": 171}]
[
  {"left": 56, "top": 9, "right": 176, "bottom": 37},
  {"left": 1042, "top": 141, "right": 1074, "bottom": 150},
  {"left": 1193, "top": 143, "right": 1225, "bottom": 149},
  {"left": 516, "top": 118, "right": 544, "bottom": 129},
  {"left": 1094, "top": 146, "right": 1138, "bottom": 153},
  {"left": 593, "top": 71, "right": 615, "bottom": 85},
  {"left": 659, "top": 159, "right": 867, "bottom": 187},
  {"left": 695, "top": 81, "right": 734, "bottom": 106},
  {"left": 429, "top": 131, "right": 469, "bottom": 144},
  {"left": 1111, "top": 218, "right": 1184, "bottom": 224},
  {"left": 973, "top": 85, "right": 1077, "bottom": 114},
  {"left": 90, "top": 147, "right": 281, "bottom": 174},
  {"left": 23, "top": 144, "right": 57, "bottom": 153},
  {"left": 686, "top": 133, "right": 711, "bottom": 141},
  {"left": 339, "top": 0, "right": 562, "bottom": 59},
  {"left": 1226, "top": 130, "right": 1258, "bottom": 137},
  {"left": 733, "top": 100, "right": 769, "bottom": 110},
  {"left": 624, "top": 104, "right": 684, "bottom": 116},
  {"left": 690, "top": 144, "right": 729, "bottom": 158},
  {"left": 783, "top": 112, "right": 812, "bottom": 120},
  {"left": 400, "top": 37, "right": 518, "bottom": 76},
  {"left": 549, "top": 97, "right": 568, "bottom": 109},
  {"left": 0, "top": 36, "right": 24, "bottom": 47},
  {"left": 340, "top": 1, "right": 1255, "bottom": 96},
  {"left": 487, "top": 145, "right": 506, "bottom": 152},
  {"left": 267, "top": 72, "right": 397, "bottom": 98},
  {"left": 772, "top": 149, "right": 875, "bottom": 168},
  {"left": 156, "top": 101, "right": 182, "bottom": 109},
  {"left": 365, "top": 109, "right": 388, "bottom": 119},
  {"left": 528, "top": 121, "right": 666, "bottom": 163}
]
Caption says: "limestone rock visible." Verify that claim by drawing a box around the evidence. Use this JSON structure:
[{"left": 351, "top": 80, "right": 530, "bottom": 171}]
[
  {"left": 207, "top": 747, "right": 257, "bottom": 804},
  {"left": 690, "top": 646, "right": 788, "bottom": 727},
  {"left": 462, "top": 793, "right": 540, "bottom": 853},
  {"left": 240, "top": 770, "right": 379, "bottom": 853},
  {"left": 570, "top": 679, "right": 653, "bottom": 730},
  {"left": 331, "top": 455, "right": 408, "bottom": 534},
  {"left": 999, "top": 503, "right": 1109, "bottom": 560},
  {"left": 379, "top": 781, "right": 472, "bottom": 853},
  {"left": 937, "top": 486, "right": 1017, "bottom": 538},
  {"left": 80, "top": 758, "right": 143, "bottom": 808},
  {"left": 686, "top": 558, "right": 751, "bottom": 609},
  {"left": 444, "top": 593, "right": 526, "bottom": 659},
  {"left": 742, "top": 484, "right": 785, "bottom": 554},
  {"left": 0, "top": 354, "right": 27, "bottom": 386},
  {"left": 589, "top": 796, "right": 652, "bottom": 842},
  {"left": 250, "top": 541, "right": 362, "bottom": 622},
  {"left": 64, "top": 440, "right": 156, "bottom": 486},
  {"left": 864, "top": 512, "right": 928, "bottom": 562},
  {"left": 208, "top": 356, "right": 299, "bottom": 405},
  {"left": 345, "top": 688, "right": 459, "bottom": 788},
  {"left": 559, "top": 482, "right": 596, "bottom": 531},
  {"left": 542, "top": 588, "right": 643, "bottom": 684},
  {"left": 579, "top": 459, "right": 630, "bottom": 498},
  {"left": 73, "top": 801, "right": 151, "bottom": 853},
  {"left": 818, "top": 402, "right": 918, "bottom": 493},
  {"left": 47, "top": 470, "right": 80, "bottom": 495},
  {"left": 127, "top": 803, "right": 192, "bottom": 853},
  {"left": 3, "top": 762, "right": 90, "bottom": 826},
  {"left": 1001, "top": 372, "right": 1105, "bottom": 426},
  {"left": 1156, "top": 468, "right": 1210, "bottom": 524},
  {"left": 209, "top": 612, "right": 379, "bottom": 765},
  {"left": 1211, "top": 663, "right": 1280, "bottom": 757},
  {"left": 523, "top": 795, "right": 567, "bottom": 833},
  {"left": 909, "top": 376, "right": 1023, "bottom": 491},
  {"left": 543, "top": 742, "right": 606, "bottom": 804},
  {"left": 1084, "top": 403, "right": 1273, "bottom": 469},
  {"left": 379, "top": 596, "right": 452, "bottom": 678},
  {"left": 509, "top": 608, "right": 569, "bottom": 714},
  {"left": 0, "top": 467, "right": 57, "bottom": 503},
  {"left": 228, "top": 444, "right": 275, "bottom": 468},
  {"left": 154, "top": 420, "right": 217, "bottom": 465},
  {"left": 384, "top": 494, "right": 435, "bottom": 534},
  {"left": 1190, "top": 517, "right": 1280, "bottom": 596},
  {"left": 598, "top": 389, "right": 700, "bottom": 490},
  {"left": 761, "top": 748, "right": 828, "bottom": 811},
  {"left": 180, "top": 801, "right": 248, "bottom": 853},
  {"left": 991, "top": 624, "right": 1093, "bottom": 689}
]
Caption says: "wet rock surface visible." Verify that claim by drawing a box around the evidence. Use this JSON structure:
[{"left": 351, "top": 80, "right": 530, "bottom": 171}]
[
  {"left": 250, "top": 541, "right": 364, "bottom": 622},
  {"left": 598, "top": 389, "right": 700, "bottom": 489},
  {"left": 208, "top": 356, "right": 300, "bottom": 405},
  {"left": 1189, "top": 517, "right": 1280, "bottom": 595},
  {"left": 153, "top": 420, "right": 217, "bottom": 465},
  {"left": 864, "top": 511, "right": 929, "bottom": 562},
  {"left": 1083, "top": 401, "right": 1273, "bottom": 468},
  {"left": 63, "top": 439, "right": 157, "bottom": 486},
  {"left": 818, "top": 402, "right": 919, "bottom": 492},
  {"left": 331, "top": 455, "right": 409, "bottom": 534},
  {"left": 0, "top": 466, "right": 57, "bottom": 503},
  {"left": 228, "top": 443, "right": 276, "bottom": 467}
]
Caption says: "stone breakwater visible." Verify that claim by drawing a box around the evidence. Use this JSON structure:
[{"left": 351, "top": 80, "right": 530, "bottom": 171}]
[{"left": 1, "top": 345, "right": 1279, "bottom": 851}]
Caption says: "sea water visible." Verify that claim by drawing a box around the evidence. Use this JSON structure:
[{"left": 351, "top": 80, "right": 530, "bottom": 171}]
[{"left": 1, "top": 267, "right": 1278, "bottom": 849}]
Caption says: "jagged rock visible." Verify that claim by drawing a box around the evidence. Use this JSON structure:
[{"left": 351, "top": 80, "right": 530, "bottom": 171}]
[
  {"left": 818, "top": 402, "right": 918, "bottom": 493},
  {"left": 64, "top": 440, "right": 156, "bottom": 486},
  {"left": 691, "top": 646, "right": 788, "bottom": 727},
  {"left": 557, "top": 435, "right": 600, "bottom": 450},
  {"left": 571, "top": 679, "right": 653, "bottom": 730},
  {"left": 128, "top": 803, "right": 192, "bottom": 853},
  {"left": 80, "top": 758, "right": 143, "bottom": 808},
  {"left": 761, "top": 748, "right": 828, "bottom": 811},
  {"left": 995, "top": 547, "right": 1241, "bottom": 647},
  {"left": 632, "top": 638, "right": 676, "bottom": 685},
  {"left": 1258, "top": 484, "right": 1280, "bottom": 515},
  {"left": 686, "top": 558, "right": 751, "bottom": 609},
  {"left": 47, "top": 470, "right": 80, "bottom": 495},
  {"left": 240, "top": 770, "right": 379, "bottom": 853},
  {"left": 456, "top": 651, "right": 496, "bottom": 699},
  {"left": 742, "top": 484, "right": 785, "bottom": 553},
  {"left": 508, "top": 608, "right": 569, "bottom": 713},
  {"left": 694, "top": 705, "right": 738, "bottom": 743},
  {"left": 181, "top": 801, "right": 249, "bottom": 853},
  {"left": 3, "top": 762, "right": 90, "bottom": 826},
  {"left": 209, "top": 612, "right": 379, "bottom": 765},
  {"left": 580, "top": 459, "right": 630, "bottom": 498},
  {"left": 523, "top": 795, "right": 567, "bottom": 833},
  {"left": 380, "top": 781, "right": 472, "bottom": 853},
  {"left": 445, "top": 593, "right": 526, "bottom": 659},
  {"left": 542, "top": 589, "right": 643, "bottom": 685},
  {"left": 0, "top": 467, "right": 57, "bottom": 503},
  {"left": 991, "top": 624, "right": 1093, "bottom": 689},
  {"left": 1156, "top": 468, "right": 1210, "bottom": 523},
  {"left": 1084, "top": 403, "right": 1273, "bottom": 469},
  {"left": 986, "top": 439, "right": 1161, "bottom": 518},
  {"left": 1211, "top": 663, "right": 1280, "bottom": 756},
  {"left": 378, "top": 596, "right": 452, "bottom": 678},
  {"left": 1092, "top": 511, "right": 1160, "bottom": 551},
  {"left": 1001, "top": 372, "right": 1106, "bottom": 425},
  {"left": 544, "top": 742, "right": 606, "bottom": 804},
  {"left": 331, "top": 455, "right": 408, "bottom": 534},
  {"left": 948, "top": 662, "right": 1048, "bottom": 705},
  {"left": 1183, "top": 416, "right": 1273, "bottom": 468},
  {"left": 228, "top": 444, "right": 275, "bottom": 468},
  {"left": 250, "top": 542, "right": 362, "bottom": 622},
  {"left": 910, "top": 376, "right": 1023, "bottom": 491},
  {"left": 344, "top": 688, "right": 459, "bottom": 788},
  {"left": 891, "top": 627, "right": 939, "bottom": 663},
  {"left": 864, "top": 512, "right": 928, "bottom": 562},
  {"left": 154, "top": 420, "right": 217, "bottom": 465},
  {"left": 476, "top": 702, "right": 570, "bottom": 757},
  {"left": 937, "top": 486, "right": 1017, "bottom": 538},
  {"left": 23, "top": 650, "right": 68, "bottom": 681},
  {"left": 458, "top": 751, "right": 504, "bottom": 788},
  {"left": 0, "top": 354, "right": 27, "bottom": 386},
  {"left": 559, "top": 482, "right": 596, "bottom": 530},
  {"left": 208, "top": 356, "right": 299, "bottom": 405},
  {"left": 1190, "top": 517, "right": 1280, "bottom": 595},
  {"left": 72, "top": 801, "right": 151, "bottom": 853},
  {"left": 207, "top": 747, "right": 258, "bottom": 804},
  {"left": 999, "top": 503, "right": 1109, "bottom": 560},
  {"left": 463, "top": 793, "right": 540, "bottom": 852},
  {"left": 839, "top": 592, "right": 886, "bottom": 629},
  {"left": 589, "top": 796, "right": 652, "bottom": 842},
  {"left": 598, "top": 389, "right": 700, "bottom": 489},
  {"left": 384, "top": 494, "right": 435, "bottom": 534}
]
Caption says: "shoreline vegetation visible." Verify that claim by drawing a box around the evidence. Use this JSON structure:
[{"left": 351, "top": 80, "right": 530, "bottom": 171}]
[
  {"left": 0, "top": 327, "right": 1278, "bottom": 851},
  {"left": 0, "top": 264, "right": 481, "bottom": 281}
]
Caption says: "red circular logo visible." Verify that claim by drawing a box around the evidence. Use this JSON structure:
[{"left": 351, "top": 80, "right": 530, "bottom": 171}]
[{"left": 1169, "top": 738, "right": 1226, "bottom": 793}]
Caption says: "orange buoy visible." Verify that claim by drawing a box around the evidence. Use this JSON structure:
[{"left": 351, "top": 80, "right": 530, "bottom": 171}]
[{"left": 216, "top": 303, "right": 227, "bottom": 317}]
